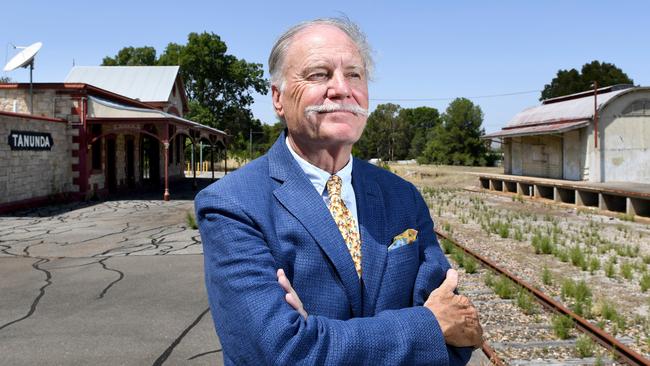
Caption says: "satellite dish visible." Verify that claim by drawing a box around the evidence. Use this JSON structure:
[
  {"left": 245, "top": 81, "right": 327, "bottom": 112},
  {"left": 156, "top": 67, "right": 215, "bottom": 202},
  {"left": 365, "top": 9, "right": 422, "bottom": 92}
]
[
  {"left": 4, "top": 42, "right": 42, "bottom": 71},
  {"left": 4, "top": 42, "right": 43, "bottom": 114}
]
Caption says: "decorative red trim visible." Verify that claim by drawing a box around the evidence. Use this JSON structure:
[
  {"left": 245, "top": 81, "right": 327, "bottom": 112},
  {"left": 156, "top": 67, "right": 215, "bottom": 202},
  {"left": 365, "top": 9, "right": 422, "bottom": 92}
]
[{"left": 0, "top": 110, "right": 67, "bottom": 123}]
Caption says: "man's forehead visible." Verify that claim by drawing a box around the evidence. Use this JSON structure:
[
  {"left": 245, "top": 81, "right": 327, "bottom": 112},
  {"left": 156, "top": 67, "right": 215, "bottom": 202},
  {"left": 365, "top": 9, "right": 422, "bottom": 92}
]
[
  {"left": 287, "top": 24, "right": 362, "bottom": 65},
  {"left": 290, "top": 24, "right": 359, "bottom": 54}
]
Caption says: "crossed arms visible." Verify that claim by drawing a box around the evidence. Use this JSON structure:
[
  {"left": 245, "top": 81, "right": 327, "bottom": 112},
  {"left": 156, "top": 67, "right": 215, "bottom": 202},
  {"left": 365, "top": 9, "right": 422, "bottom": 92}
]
[{"left": 197, "top": 184, "right": 481, "bottom": 365}]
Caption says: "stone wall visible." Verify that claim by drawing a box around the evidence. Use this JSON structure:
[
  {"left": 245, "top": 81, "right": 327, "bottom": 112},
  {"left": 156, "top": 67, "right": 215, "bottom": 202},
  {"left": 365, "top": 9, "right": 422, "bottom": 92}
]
[
  {"left": 0, "top": 89, "right": 80, "bottom": 122},
  {"left": 0, "top": 114, "right": 74, "bottom": 204}
]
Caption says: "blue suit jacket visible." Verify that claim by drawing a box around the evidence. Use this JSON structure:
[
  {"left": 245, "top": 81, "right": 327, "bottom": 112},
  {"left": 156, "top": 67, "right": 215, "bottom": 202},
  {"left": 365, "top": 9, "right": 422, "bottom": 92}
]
[{"left": 196, "top": 133, "right": 472, "bottom": 365}]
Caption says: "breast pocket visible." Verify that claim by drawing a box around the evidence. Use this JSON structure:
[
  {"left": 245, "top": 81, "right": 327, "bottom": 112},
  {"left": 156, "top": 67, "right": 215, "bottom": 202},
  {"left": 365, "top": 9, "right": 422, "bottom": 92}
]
[
  {"left": 376, "top": 240, "right": 420, "bottom": 310},
  {"left": 385, "top": 239, "right": 419, "bottom": 279}
]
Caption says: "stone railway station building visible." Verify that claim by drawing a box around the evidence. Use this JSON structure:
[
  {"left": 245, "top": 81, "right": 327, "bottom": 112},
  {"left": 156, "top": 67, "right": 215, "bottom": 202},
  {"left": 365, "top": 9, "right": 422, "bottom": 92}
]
[
  {"left": 0, "top": 66, "right": 227, "bottom": 213},
  {"left": 481, "top": 84, "right": 650, "bottom": 218}
]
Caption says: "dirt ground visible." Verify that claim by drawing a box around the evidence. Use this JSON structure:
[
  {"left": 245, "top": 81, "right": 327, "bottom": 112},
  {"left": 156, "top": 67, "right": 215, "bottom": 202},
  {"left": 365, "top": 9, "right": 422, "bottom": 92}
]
[{"left": 390, "top": 163, "right": 650, "bottom": 357}]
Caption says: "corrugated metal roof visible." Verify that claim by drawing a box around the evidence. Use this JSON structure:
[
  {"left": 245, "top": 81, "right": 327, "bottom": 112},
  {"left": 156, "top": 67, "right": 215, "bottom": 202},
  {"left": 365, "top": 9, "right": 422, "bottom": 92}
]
[
  {"left": 483, "top": 119, "right": 590, "bottom": 139},
  {"left": 65, "top": 66, "right": 180, "bottom": 102},
  {"left": 87, "top": 96, "right": 226, "bottom": 136},
  {"left": 506, "top": 88, "right": 629, "bottom": 128}
]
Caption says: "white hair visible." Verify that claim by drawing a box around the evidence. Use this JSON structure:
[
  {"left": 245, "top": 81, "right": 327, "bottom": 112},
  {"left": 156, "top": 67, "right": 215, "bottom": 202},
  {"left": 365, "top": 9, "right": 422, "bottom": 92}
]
[{"left": 268, "top": 16, "right": 374, "bottom": 91}]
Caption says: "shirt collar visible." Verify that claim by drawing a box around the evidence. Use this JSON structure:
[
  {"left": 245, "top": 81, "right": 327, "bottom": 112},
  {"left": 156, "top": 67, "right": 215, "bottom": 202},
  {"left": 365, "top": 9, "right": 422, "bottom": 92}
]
[{"left": 285, "top": 136, "right": 353, "bottom": 196}]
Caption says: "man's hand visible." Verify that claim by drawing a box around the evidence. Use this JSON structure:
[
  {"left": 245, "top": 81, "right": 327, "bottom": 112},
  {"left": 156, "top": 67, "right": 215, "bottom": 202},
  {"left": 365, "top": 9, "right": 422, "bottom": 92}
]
[
  {"left": 424, "top": 269, "right": 483, "bottom": 348},
  {"left": 277, "top": 268, "right": 308, "bottom": 319}
]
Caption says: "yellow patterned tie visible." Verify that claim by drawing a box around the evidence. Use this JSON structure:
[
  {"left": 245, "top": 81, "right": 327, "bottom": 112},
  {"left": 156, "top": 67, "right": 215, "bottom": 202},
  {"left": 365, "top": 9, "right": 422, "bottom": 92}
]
[{"left": 326, "top": 175, "right": 362, "bottom": 278}]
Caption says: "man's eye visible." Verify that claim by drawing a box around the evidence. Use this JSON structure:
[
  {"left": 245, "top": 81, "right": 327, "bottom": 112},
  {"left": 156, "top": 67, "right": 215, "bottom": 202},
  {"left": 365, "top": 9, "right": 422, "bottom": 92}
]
[
  {"left": 308, "top": 72, "right": 328, "bottom": 80},
  {"left": 347, "top": 72, "right": 362, "bottom": 79}
]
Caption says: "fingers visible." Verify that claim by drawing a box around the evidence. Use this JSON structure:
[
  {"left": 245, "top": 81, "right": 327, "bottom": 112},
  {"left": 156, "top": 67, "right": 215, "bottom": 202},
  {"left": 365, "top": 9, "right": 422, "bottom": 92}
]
[
  {"left": 438, "top": 268, "right": 459, "bottom": 293},
  {"left": 277, "top": 268, "right": 292, "bottom": 293},
  {"left": 277, "top": 268, "right": 308, "bottom": 319}
]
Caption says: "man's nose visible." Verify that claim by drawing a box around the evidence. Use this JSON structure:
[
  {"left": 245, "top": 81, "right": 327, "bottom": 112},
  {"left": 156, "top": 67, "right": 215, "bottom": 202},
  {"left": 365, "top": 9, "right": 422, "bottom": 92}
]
[{"left": 326, "top": 70, "right": 351, "bottom": 100}]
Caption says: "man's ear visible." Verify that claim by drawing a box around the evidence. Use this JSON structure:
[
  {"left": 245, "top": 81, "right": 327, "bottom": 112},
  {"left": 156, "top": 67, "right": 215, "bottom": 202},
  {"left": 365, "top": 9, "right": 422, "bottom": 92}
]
[{"left": 272, "top": 84, "right": 285, "bottom": 119}]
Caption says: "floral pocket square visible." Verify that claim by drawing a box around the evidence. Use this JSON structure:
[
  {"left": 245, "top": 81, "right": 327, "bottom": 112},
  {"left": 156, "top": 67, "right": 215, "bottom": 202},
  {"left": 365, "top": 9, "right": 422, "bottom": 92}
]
[{"left": 388, "top": 229, "right": 418, "bottom": 251}]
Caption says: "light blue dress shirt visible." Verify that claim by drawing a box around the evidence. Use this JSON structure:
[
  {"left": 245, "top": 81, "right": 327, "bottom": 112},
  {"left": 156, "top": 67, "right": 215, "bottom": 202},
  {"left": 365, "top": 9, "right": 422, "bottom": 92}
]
[{"left": 285, "top": 137, "right": 359, "bottom": 234}]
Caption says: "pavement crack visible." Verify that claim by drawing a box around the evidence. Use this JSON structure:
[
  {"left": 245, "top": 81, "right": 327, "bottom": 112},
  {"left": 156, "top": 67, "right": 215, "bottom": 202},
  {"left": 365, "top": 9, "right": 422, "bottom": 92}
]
[
  {"left": 187, "top": 348, "right": 222, "bottom": 360},
  {"left": 0, "top": 257, "right": 52, "bottom": 331},
  {"left": 97, "top": 257, "right": 125, "bottom": 299},
  {"left": 151, "top": 307, "right": 210, "bottom": 366}
]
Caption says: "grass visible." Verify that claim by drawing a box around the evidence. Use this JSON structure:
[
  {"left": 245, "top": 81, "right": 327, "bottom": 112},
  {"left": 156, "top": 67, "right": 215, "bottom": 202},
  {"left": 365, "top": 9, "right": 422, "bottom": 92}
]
[
  {"left": 569, "top": 245, "right": 586, "bottom": 270},
  {"left": 492, "top": 275, "right": 516, "bottom": 299},
  {"left": 594, "top": 299, "right": 627, "bottom": 332},
  {"left": 575, "top": 334, "right": 595, "bottom": 357},
  {"left": 620, "top": 261, "right": 633, "bottom": 280},
  {"left": 186, "top": 211, "right": 198, "bottom": 230},
  {"left": 616, "top": 212, "right": 635, "bottom": 222},
  {"left": 604, "top": 259, "right": 616, "bottom": 278},
  {"left": 516, "top": 288, "right": 537, "bottom": 315},
  {"left": 532, "top": 233, "right": 554, "bottom": 254},
  {"left": 440, "top": 238, "right": 454, "bottom": 254},
  {"left": 552, "top": 314, "right": 574, "bottom": 339},
  {"left": 463, "top": 256, "right": 478, "bottom": 274},
  {"left": 561, "top": 279, "right": 592, "bottom": 318},
  {"left": 589, "top": 256, "right": 601, "bottom": 274},
  {"left": 541, "top": 267, "right": 552, "bottom": 286},
  {"left": 641, "top": 273, "right": 650, "bottom": 292}
]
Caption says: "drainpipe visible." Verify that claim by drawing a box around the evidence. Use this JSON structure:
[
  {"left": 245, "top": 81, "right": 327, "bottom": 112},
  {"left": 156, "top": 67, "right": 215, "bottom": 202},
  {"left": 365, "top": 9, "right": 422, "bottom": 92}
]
[{"left": 593, "top": 81, "right": 598, "bottom": 148}]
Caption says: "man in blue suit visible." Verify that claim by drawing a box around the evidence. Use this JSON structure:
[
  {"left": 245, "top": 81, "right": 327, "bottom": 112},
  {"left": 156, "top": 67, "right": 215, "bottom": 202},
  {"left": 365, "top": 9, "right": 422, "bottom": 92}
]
[{"left": 196, "top": 17, "right": 482, "bottom": 365}]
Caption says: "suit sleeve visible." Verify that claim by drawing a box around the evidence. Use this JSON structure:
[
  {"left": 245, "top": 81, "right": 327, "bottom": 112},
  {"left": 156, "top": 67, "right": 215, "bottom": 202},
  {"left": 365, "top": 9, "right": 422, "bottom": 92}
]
[
  {"left": 196, "top": 188, "right": 449, "bottom": 365},
  {"left": 409, "top": 183, "right": 474, "bottom": 366}
]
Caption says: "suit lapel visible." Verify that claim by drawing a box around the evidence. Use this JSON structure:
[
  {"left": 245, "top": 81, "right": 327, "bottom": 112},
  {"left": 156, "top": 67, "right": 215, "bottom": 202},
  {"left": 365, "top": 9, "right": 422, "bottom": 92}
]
[
  {"left": 269, "top": 134, "right": 362, "bottom": 317},
  {"left": 352, "top": 159, "right": 388, "bottom": 316}
]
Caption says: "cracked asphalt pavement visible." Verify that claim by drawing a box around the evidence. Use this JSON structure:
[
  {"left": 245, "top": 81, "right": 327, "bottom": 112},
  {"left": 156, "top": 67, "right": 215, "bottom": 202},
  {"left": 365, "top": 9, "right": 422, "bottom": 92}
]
[{"left": 0, "top": 180, "right": 223, "bottom": 365}]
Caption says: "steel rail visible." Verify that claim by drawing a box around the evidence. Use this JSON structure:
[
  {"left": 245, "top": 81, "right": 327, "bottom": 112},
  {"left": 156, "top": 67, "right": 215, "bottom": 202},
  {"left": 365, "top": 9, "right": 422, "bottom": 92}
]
[{"left": 436, "top": 229, "right": 650, "bottom": 366}]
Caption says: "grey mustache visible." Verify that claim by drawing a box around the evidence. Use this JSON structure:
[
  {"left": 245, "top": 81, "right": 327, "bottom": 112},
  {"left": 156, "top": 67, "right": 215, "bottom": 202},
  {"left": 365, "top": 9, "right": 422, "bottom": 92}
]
[{"left": 305, "top": 103, "right": 369, "bottom": 117}]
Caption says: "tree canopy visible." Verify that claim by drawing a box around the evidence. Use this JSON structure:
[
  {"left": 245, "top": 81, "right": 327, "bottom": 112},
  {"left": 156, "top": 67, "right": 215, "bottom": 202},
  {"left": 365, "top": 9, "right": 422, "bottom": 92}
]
[
  {"left": 102, "top": 32, "right": 268, "bottom": 150},
  {"left": 540, "top": 60, "right": 633, "bottom": 100},
  {"left": 355, "top": 100, "right": 494, "bottom": 166}
]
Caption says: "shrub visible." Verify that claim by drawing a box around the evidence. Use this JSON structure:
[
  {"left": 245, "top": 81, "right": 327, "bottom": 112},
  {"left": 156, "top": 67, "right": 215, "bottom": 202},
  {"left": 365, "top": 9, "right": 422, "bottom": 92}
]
[
  {"left": 441, "top": 238, "right": 454, "bottom": 254},
  {"left": 186, "top": 212, "right": 198, "bottom": 230},
  {"left": 463, "top": 256, "right": 478, "bottom": 274},
  {"left": 605, "top": 260, "right": 616, "bottom": 278},
  {"left": 575, "top": 334, "right": 595, "bottom": 357},
  {"left": 620, "top": 262, "right": 633, "bottom": 280},
  {"left": 589, "top": 257, "right": 601, "bottom": 274},
  {"left": 542, "top": 267, "right": 553, "bottom": 285},
  {"left": 513, "top": 227, "right": 524, "bottom": 241},
  {"left": 532, "top": 233, "right": 554, "bottom": 254},
  {"left": 516, "top": 288, "right": 536, "bottom": 315},
  {"left": 552, "top": 314, "right": 574, "bottom": 339},
  {"left": 641, "top": 273, "right": 650, "bottom": 292},
  {"left": 493, "top": 275, "right": 516, "bottom": 299},
  {"left": 569, "top": 245, "right": 586, "bottom": 269}
]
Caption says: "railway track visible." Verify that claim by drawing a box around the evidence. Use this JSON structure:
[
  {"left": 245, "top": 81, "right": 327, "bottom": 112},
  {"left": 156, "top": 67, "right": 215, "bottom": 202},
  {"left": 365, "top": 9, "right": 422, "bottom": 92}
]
[{"left": 436, "top": 229, "right": 650, "bottom": 366}]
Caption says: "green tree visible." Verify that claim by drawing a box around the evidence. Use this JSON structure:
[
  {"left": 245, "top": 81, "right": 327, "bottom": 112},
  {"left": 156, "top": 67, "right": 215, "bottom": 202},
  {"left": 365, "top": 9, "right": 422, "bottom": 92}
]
[
  {"left": 398, "top": 106, "right": 440, "bottom": 159},
  {"left": 419, "top": 98, "right": 489, "bottom": 166},
  {"left": 0, "top": 76, "right": 12, "bottom": 83},
  {"left": 541, "top": 60, "right": 633, "bottom": 100},
  {"left": 102, "top": 46, "right": 157, "bottom": 66},
  {"left": 355, "top": 103, "right": 402, "bottom": 160},
  {"left": 102, "top": 33, "right": 268, "bottom": 151}
]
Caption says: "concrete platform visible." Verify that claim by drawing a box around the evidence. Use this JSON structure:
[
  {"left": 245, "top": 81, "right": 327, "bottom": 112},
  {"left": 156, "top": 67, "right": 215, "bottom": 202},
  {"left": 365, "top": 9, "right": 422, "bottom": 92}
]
[{"left": 476, "top": 173, "right": 650, "bottom": 218}]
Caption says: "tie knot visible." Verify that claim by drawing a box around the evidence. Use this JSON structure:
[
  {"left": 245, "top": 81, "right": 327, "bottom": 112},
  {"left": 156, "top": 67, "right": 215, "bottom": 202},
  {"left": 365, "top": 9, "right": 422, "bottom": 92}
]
[{"left": 326, "top": 175, "right": 342, "bottom": 198}]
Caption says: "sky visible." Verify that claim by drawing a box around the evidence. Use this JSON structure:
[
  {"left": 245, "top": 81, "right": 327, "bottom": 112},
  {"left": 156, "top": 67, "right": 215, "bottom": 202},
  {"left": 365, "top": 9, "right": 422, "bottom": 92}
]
[{"left": 2, "top": 1, "right": 648, "bottom": 133}]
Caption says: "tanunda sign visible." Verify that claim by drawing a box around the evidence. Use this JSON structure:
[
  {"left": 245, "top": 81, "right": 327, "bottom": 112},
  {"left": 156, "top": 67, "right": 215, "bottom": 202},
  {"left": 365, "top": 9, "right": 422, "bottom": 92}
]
[{"left": 8, "top": 130, "right": 54, "bottom": 151}]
